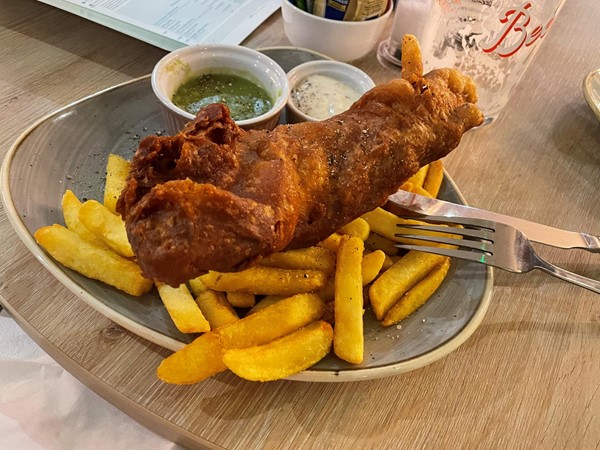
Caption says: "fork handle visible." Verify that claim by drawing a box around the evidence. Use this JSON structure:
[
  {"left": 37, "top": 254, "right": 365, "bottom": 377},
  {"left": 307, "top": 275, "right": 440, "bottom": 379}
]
[{"left": 536, "top": 259, "right": 600, "bottom": 294}]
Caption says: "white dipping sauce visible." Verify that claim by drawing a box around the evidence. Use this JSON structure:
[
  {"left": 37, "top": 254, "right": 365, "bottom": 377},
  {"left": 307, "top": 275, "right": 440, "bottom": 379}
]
[{"left": 291, "top": 74, "right": 362, "bottom": 120}]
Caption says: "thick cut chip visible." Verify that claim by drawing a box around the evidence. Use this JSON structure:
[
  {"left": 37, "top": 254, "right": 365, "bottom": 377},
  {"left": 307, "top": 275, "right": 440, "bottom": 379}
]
[
  {"left": 363, "top": 208, "right": 417, "bottom": 242},
  {"left": 401, "top": 33, "right": 424, "bottom": 80},
  {"left": 188, "top": 277, "right": 209, "bottom": 297},
  {"left": 334, "top": 236, "right": 364, "bottom": 364},
  {"left": 318, "top": 249, "right": 386, "bottom": 302},
  {"left": 103, "top": 154, "right": 131, "bottom": 214},
  {"left": 61, "top": 190, "right": 105, "bottom": 246},
  {"left": 259, "top": 247, "right": 336, "bottom": 272},
  {"left": 402, "top": 164, "right": 429, "bottom": 190},
  {"left": 222, "top": 321, "right": 333, "bottom": 382},
  {"left": 79, "top": 200, "right": 134, "bottom": 257},
  {"left": 196, "top": 290, "right": 239, "bottom": 329},
  {"left": 365, "top": 232, "right": 398, "bottom": 255},
  {"left": 34, "top": 224, "right": 152, "bottom": 296},
  {"left": 382, "top": 258, "right": 450, "bottom": 326},
  {"left": 422, "top": 159, "right": 444, "bottom": 198},
  {"left": 382, "top": 254, "right": 395, "bottom": 270},
  {"left": 361, "top": 250, "right": 386, "bottom": 285},
  {"left": 247, "top": 296, "right": 284, "bottom": 315},
  {"left": 200, "top": 266, "right": 327, "bottom": 296},
  {"left": 369, "top": 250, "right": 448, "bottom": 320},
  {"left": 363, "top": 208, "right": 458, "bottom": 247},
  {"left": 156, "top": 282, "right": 210, "bottom": 333},
  {"left": 401, "top": 182, "right": 414, "bottom": 192},
  {"left": 217, "top": 293, "right": 325, "bottom": 349},
  {"left": 407, "top": 184, "right": 433, "bottom": 198},
  {"left": 226, "top": 291, "right": 256, "bottom": 308},
  {"left": 337, "top": 218, "right": 370, "bottom": 241},
  {"left": 317, "top": 233, "right": 343, "bottom": 252},
  {"left": 157, "top": 332, "right": 226, "bottom": 384}
]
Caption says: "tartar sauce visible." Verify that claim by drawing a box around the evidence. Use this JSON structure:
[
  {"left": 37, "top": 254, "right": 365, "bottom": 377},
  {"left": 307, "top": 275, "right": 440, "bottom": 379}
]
[{"left": 291, "top": 74, "right": 362, "bottom": 120}]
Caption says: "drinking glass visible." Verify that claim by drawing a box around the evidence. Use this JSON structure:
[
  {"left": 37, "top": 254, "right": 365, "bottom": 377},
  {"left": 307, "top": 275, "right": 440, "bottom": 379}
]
[{"left": 377, "top": 0, "right": 568, "bottom": 123}]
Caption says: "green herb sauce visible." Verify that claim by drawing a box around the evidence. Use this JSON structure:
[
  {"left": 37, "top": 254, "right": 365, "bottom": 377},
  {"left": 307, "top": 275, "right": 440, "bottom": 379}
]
[{"left": 172, "top": 72, "right": 273, "bottom": 121}]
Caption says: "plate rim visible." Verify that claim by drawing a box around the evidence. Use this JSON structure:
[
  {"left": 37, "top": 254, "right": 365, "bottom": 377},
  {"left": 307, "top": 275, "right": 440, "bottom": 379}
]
[
  {"left": 583, "top": 68, "right": 600, "bottom": 121},
  {"left": 256, "top": 45, "right": 335, "bottom": 63},
  {"left": 1, "top": 75, "right": 493, "bottom": 382},
  {"left": 1, "top": 75, "right": 187, "bottom": 353}
]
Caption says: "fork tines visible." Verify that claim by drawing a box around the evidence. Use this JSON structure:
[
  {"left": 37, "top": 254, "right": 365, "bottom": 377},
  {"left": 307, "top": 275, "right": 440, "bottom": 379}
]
[
  {"left": 395, "top": 216, "right": 496, "bottom": 264},
  {"left": 396, "top": 215, "right": 496, "bottom": 229},
  {"left": 396, "top": 215, "right": 600, "bottom": 293}
]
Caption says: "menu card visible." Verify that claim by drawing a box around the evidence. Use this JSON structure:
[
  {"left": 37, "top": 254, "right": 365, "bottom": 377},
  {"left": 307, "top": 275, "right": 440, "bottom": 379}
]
[{"left": 37, "top": 0, "right": 280, "bottom": 50}]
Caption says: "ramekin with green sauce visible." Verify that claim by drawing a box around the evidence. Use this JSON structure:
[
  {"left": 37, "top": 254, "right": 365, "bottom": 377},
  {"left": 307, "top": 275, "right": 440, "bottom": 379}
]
[
  {"left": 172, "top": 71, "right": 274, "bottom": 122},
  {"left": 152, "top": 45, "right": 289, "bottom": 133}
]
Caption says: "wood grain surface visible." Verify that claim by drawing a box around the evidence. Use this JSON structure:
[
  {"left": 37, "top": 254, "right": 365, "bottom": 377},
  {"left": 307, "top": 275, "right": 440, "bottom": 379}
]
[{"left": 1, "top": 1, "right": 599, "bottom": 449}]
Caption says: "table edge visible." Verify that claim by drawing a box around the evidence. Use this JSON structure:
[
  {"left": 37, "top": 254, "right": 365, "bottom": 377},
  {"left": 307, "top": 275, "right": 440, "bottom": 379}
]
[{"left": 0, "top": 292, "right": 222, "bottom": 450}]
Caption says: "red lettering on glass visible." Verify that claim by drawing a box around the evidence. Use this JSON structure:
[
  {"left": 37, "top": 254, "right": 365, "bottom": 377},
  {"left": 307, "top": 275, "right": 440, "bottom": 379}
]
[{"left": 482, "top": 2, "right": 555, "bottom": 58}]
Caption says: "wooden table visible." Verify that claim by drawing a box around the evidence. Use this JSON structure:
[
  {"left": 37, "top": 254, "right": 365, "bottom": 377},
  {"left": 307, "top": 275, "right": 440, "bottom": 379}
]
[{"left": 1, "top": 1, "right": 599, "bottom": 448}]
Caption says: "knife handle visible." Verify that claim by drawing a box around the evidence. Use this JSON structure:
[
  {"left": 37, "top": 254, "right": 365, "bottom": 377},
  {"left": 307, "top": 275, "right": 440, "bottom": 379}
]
[
  {"left": 385, "top": 192, "right": 600, "bottom": 253},
  {"left": 580, "top": 233, "right": 600, "bottom": 253}
]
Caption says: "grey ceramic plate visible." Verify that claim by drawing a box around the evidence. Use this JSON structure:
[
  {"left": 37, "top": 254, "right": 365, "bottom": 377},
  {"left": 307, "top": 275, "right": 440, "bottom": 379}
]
[
  {"left": 583, "top": 68, "right": 600, "bottom": 122},
  {"left": 1, "top": 49, "right": 493, "bottom": 382}
]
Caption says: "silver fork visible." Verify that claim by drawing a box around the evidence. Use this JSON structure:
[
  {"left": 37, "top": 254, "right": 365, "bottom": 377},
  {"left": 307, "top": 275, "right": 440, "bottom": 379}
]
[{"left": 395, "top": 216, "right": 600, "bottom": 294}]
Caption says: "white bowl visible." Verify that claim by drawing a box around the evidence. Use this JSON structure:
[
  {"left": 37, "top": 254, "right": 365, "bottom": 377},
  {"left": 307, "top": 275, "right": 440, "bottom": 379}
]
[
  {"left": 151, "top": 44, "right": 289, "bottom": 133},
  {"left": 286, "top": 60, "right": 375, "bottom": 123},
  {"left": 280, "top": 0, "right": 393, "bottom": 62}
]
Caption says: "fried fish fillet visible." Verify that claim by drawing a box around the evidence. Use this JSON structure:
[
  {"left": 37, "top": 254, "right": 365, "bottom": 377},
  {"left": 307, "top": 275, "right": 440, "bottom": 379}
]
[{"left": 117, "top": 35, "right": 483, "bottom": 285}]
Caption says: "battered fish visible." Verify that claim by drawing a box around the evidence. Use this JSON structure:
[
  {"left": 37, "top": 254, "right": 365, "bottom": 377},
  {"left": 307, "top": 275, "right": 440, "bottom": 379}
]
[{"left": 117, "top": 35, "right": 483, "bottom": 285}]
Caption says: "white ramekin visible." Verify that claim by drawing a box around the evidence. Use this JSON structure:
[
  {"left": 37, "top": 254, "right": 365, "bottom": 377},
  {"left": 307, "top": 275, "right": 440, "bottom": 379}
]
[
  {"left": 151, "top": 44, "right": 289, "bottom": 134},
  {"left": 286, "top": 60, "right": 376, "bottom": 123}
]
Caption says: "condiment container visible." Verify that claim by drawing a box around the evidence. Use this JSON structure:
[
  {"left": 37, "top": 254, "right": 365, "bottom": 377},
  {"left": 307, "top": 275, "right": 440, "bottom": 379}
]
[
  {"left": 286, "top": 60, "right": 375, "bottom": 123},
  {"left": 281, "top": 0, "right": 393, "bottom": 62},
  {"left": 151, "top": 44, "right": 289, "bottom": 133}
]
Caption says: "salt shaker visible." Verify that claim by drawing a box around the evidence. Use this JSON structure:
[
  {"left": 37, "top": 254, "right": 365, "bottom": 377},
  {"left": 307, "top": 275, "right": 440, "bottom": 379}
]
[{"left": 377, "top": 0, "right": 438, "bottom": 68}]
